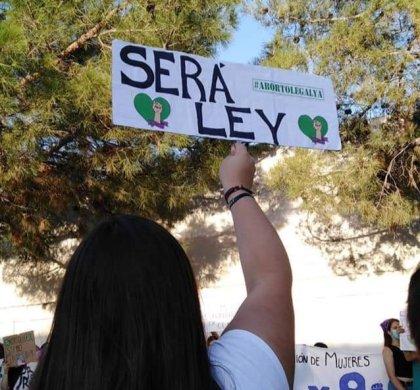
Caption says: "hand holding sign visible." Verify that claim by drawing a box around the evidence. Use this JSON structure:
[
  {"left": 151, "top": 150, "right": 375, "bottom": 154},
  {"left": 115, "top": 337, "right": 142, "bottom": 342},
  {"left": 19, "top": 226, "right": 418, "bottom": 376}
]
[{"left": 219, "top": 143, "right": 255, "bottom": 192}]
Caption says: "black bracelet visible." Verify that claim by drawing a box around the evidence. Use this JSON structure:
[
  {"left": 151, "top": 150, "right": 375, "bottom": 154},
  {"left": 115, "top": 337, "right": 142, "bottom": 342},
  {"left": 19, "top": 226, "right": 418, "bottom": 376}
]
[
  {"left": 228, "top": 192, "right": 254, "bottom": 209},
  {"left": 224, "top": 185, "right": 253, "bottom": 203}
]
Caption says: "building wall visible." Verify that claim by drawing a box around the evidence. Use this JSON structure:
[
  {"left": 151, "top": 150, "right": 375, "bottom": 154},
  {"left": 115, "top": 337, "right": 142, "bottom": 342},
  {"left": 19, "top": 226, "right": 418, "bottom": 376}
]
[{"left": 0, "top": 267, "right": 52, "bottom": 346}]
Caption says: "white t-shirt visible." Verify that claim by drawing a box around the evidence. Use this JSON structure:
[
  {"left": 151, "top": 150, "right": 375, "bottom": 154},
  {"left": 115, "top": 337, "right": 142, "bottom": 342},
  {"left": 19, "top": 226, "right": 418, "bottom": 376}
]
[{"left": 208, "top": 329, "right": 289, "bottom": 390}]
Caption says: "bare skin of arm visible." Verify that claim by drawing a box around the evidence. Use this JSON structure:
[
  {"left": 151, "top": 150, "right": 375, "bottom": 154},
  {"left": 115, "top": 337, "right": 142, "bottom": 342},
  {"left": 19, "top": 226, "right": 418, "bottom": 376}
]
[
  {"left": 403, "top": 351, "right": 419, "bottom": 361},
  {"left": 383, "top": 347, "right": 405, "bottom": 390},
  {"left": 219, "top": 143, "right": 295, "bottom": 388}
]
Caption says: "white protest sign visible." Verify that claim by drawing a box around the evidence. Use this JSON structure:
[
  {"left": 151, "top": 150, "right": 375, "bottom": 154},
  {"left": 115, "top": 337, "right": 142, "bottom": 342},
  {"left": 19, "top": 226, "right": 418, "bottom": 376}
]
[
  {"left": 294, "top": 345, "right": 389, "bottom": 390},
  {"left": 400, "top": 309, "right": 417, "bottom": 352},
  {"left": 112, "top": 40, "right": 341, "bottom": 150},
  {"left": 0, "top": 359, "right": 37, "bottom": 390},
  {"left": 12, "top": 363, "right": 37, "bottom": 390}
]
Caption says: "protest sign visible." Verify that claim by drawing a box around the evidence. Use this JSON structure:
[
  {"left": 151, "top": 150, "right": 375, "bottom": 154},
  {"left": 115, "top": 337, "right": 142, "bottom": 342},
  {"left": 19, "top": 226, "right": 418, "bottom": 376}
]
[
  {"left": 294, "top": 345, "right": 389, "bottom": 390},
  {"left": 400, "top": 309, "right": 416, "bottom": 352},
  {"left": 12, "top": 363, "right": 37, "bottom": 390},
  {"left": 112, "top": 40, "right": 341, "bottom": 150},
  {"left": 3, "top": 331, "right": 38, "bottom": 367}
]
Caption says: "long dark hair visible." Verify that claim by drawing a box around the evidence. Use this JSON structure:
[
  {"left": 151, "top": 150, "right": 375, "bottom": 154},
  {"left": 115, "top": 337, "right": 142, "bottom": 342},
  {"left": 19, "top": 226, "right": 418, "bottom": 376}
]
[
  {"left": 408, "top": 266, "right": 420, "bottom": 351},
  {"left": 30, "top": 215, "right": 216, "bottom": 390},
  {"left": 383, "top": 318, "right": 399, "bottom": 347}
]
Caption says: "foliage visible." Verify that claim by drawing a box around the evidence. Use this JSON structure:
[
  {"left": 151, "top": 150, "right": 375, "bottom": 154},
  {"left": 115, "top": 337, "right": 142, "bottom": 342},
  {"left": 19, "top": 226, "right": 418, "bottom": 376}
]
[
  {"left": 250, "top": 0, "right": 419, "bottom": 251},
  {"left": 0, "top": 0, "right": 240, "bottom": 265}
]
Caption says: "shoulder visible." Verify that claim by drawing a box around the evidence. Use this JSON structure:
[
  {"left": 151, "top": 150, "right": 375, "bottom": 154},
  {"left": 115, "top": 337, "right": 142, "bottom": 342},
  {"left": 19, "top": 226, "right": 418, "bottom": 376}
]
[
  {"left": 382, "top": 347, "right": 395, "bottom": 366},
  {"left": 209, "top": 329, "right": 289, "bottom": 390}
]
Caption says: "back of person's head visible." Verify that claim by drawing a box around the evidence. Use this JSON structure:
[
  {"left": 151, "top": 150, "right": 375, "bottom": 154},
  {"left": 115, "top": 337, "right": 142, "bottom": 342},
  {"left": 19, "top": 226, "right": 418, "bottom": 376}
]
[
  {"left": 380, "top": 318, "right": 399, "bottom": 347},
  {"left": 313, "top": 342, "right": 328, "bottom": 348},
  {"left": 408, "top": 266, "right": 420, "bottom": 351},
  {"left": 30, "top": 215, "right": 216, "bottom": 390}
]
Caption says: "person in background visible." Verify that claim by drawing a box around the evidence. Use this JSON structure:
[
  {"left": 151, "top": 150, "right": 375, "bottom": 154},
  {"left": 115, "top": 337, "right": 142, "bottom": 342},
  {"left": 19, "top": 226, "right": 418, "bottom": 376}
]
[
  {"left": 407, "top": 266, "right": 420, "bottom": 389},
  {"left": 0, "top": 345, "right": 4, "bottom": 387},
  {"left": 30, "top": 143, "right": 294, "bottom": 390},
  {"left": 407, "top": 266, "right": 420, "bottom": 352},
  {"left": 0, "top": 363, "right": 27, "bottom": 390},
  {"left": 0, "top": 342, "right": 39, "bottom": 390},
  {"left": 381, "top": 318, "right": 415, "bottom": 390}
]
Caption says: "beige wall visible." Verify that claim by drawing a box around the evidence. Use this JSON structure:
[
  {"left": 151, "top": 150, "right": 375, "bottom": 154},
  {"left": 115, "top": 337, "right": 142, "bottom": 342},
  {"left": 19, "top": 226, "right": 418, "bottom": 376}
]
[{"left": 0, "top": 266, "right": 52, "bottom": 345}]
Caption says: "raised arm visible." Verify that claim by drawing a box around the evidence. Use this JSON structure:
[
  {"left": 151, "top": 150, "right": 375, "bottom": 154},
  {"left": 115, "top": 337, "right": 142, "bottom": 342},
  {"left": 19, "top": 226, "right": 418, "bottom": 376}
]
[{"left": 219, "top": 143, "right": 295, "bottom": 387}]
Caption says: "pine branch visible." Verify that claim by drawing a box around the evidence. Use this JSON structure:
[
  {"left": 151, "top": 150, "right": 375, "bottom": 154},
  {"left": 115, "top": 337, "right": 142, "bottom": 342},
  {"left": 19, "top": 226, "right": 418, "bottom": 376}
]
[
  {"left": 18, "top": 72, "right": 41, "bottom": 88},
  {"left": 164, "top": 28, "right": 177, "bottom": 49},
  {"left": 306, "top": 216, "right": 388, "bottom": 242},
  {"left": 377, "top": 139, "right": 420, "bottom": 206},
  {"left": 20, "top": 2, "right": 129, "bottom": 88},
  {"left": 284, "top": 10, "right": 368, "bottom": 24},
  {"left": 0, "top": 196, "right": 31, "bottom": 211},
  {"left": 43, "top": 257, "right": 67, "bottom": 269},
  {"left": 46, "top": 134, "right": 75, "bottom": 158},
  {"left": 59, "top": 1, "right": 129, "bottom": 58}
]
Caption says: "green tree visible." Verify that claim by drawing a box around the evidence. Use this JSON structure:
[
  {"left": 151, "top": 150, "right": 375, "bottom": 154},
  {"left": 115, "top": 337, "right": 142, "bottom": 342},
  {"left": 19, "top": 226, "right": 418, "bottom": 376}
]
[
  {"left": 0, "top": 0, "right": 239, "bottom": 267},
  {"left": 250, "top": 0, "right": 419, "bottom": 271}
]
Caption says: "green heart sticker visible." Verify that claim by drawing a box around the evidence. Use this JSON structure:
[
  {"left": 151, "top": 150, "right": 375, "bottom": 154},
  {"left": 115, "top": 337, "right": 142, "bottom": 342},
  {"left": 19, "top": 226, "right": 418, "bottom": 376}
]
[
  {"left": 298, "top": 115, "right": 328, "bottom": 141},
  {"left": 134, "top": 93, "right": 171, "bottom": 127}
]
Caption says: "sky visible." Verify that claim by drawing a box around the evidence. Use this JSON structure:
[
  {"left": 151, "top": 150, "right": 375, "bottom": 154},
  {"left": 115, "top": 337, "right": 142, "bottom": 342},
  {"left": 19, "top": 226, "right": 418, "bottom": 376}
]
[{"left": 217, "top": 13, "right": 275, "bottom": 65}]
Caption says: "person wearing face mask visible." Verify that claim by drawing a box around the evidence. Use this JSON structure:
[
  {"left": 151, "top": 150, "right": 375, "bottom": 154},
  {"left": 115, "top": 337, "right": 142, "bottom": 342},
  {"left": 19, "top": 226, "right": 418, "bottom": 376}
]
[{"left": 381, "top": 318, "right": 415, "bottom": 390}]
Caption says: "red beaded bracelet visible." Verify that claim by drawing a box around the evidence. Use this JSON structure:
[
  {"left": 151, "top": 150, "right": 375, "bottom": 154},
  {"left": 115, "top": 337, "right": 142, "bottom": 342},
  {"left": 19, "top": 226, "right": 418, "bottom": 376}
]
[{"left": 224, "top": 185, "right": 253, "bottom": 203}]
